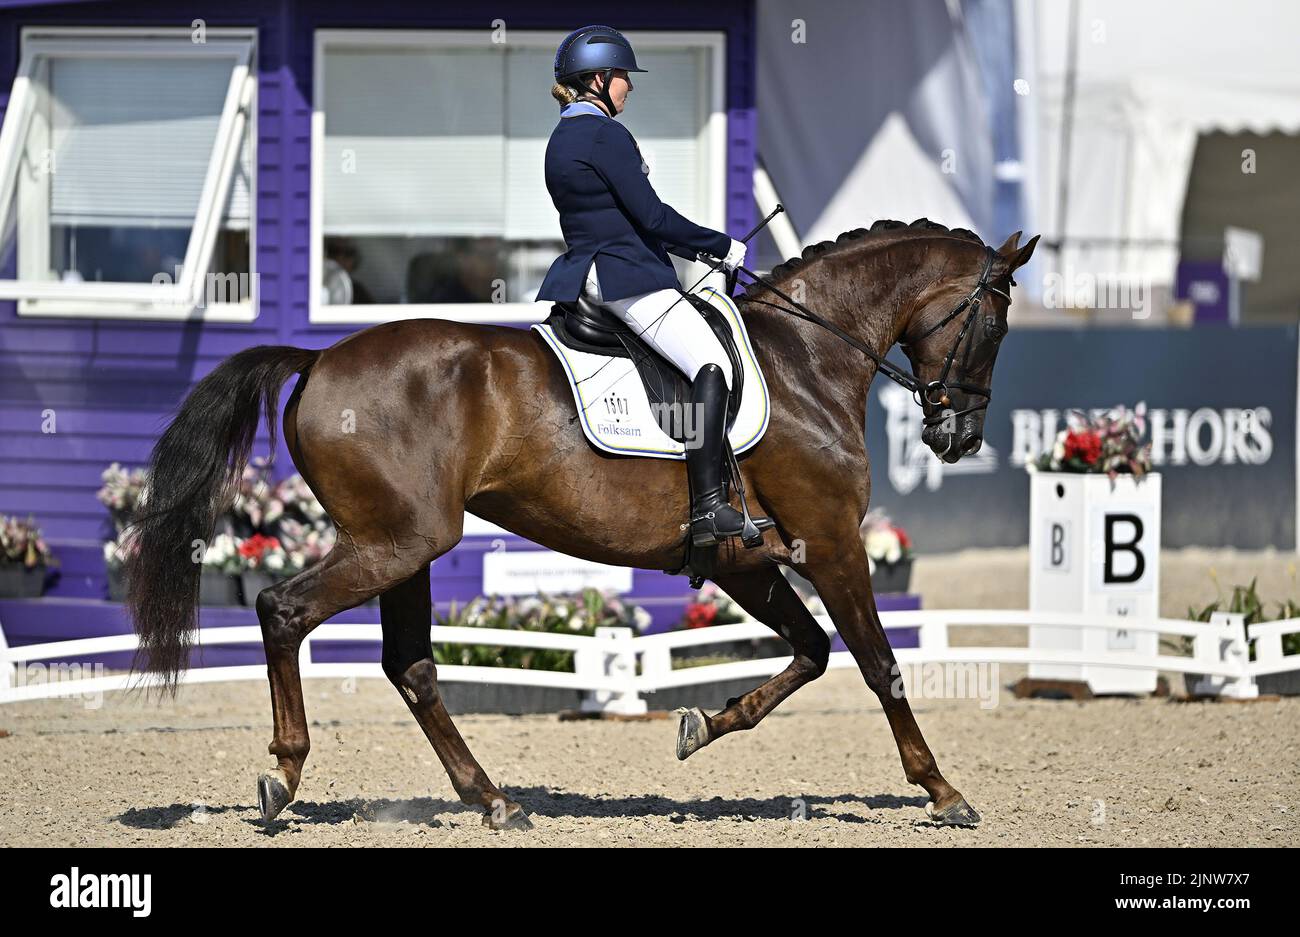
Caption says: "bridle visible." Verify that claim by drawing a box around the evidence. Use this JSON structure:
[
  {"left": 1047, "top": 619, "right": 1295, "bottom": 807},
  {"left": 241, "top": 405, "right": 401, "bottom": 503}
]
[{"left": 731, "top": 244, "right": 1012, "bottom": 428}]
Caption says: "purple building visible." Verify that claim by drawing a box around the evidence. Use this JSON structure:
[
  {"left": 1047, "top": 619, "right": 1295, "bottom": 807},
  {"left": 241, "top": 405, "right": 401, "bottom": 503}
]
[{"left": 0, "top": 1, "right": 766, "bottom": 646}]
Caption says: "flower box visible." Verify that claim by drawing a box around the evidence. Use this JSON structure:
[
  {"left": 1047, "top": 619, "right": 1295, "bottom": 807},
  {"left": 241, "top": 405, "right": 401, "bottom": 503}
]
[
  {"left": 104, "top": 568, "right": 241, "bottom": 606},
  {"left": 240, "top": 570, "right": 275, "bottom": 606},
  {"left": 861, "top": 509, "right": 914, "bottom": 593},
  {"left": 200, "top": 571, "right": 242, "bottom": 607},
  {"left": 1, "top": 514, "right": 56, "bottom": 597},
  {"left": 0, "top": 564, "right": 46, "bottom": 598},
  {"left": 871, "top": 557, "right": 913, "bottom": 594}
]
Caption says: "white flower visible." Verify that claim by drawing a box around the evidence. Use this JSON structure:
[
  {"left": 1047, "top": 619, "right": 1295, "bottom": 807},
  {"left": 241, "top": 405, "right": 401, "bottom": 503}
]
[
  {"left": 864, "top": 528, "right": 902, "bottom": 564},
  {"left": 633, "top": 607, "right": 653, "bottom": 633},
  {"left": 264, "top": 552, "right": 285, "bottom": 572},
  {"left": 1051, "top": 431, "right": 1067, "bottom": 464},
  {"left": 567, "top": 614, "right": 585, "bottom": 631}
]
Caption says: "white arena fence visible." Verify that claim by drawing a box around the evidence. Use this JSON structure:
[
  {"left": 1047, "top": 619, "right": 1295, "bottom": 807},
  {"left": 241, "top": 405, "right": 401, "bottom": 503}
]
[{"left": 1, "top": 610, "right": 1297, "bottom": 709}]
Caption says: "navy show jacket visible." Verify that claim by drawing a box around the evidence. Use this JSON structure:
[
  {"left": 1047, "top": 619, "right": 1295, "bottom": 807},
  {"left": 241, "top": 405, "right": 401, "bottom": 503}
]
[{"left": 535, "top": 100, "right": 732, "bottom": 303}]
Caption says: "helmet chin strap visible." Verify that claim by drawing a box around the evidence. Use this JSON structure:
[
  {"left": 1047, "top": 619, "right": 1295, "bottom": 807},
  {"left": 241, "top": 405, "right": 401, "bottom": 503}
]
[{"left": 575, "top": 68, "right": 618, "bottom": 119}]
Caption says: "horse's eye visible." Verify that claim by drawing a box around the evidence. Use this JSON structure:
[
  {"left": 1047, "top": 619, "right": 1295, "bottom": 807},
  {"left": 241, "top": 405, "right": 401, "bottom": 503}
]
[{"left": 984, "top": 317, "right": 1006, "bottom": 343}]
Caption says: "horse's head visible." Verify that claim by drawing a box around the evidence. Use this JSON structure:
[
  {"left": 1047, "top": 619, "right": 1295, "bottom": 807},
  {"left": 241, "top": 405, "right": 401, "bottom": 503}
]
[{"left": 899, "top": 232, "right": 1038, "bottom": 464}]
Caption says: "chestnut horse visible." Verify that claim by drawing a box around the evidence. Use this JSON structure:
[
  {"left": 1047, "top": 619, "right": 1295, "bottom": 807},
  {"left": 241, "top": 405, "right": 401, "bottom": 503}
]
[{"left": 126, "top": 220, "right": 1038, "bottom": 830}]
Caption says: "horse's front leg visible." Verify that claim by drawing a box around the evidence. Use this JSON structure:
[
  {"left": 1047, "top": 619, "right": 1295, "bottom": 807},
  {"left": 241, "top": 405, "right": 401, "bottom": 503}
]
[
  {"left": 804, "top": 540, "right": 981, "bottom": 827},
  {"left": 674, "top": 566, "right": 831, "bottom": 760}
]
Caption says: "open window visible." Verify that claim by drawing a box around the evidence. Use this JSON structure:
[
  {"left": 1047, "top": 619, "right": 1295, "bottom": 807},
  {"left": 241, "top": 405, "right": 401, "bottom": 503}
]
[
  {"left": 0, "top": 28, "right": 256, "bottom": 319},
  {"left": 311, "top": 29, "right": 726, "bottom": 324}
]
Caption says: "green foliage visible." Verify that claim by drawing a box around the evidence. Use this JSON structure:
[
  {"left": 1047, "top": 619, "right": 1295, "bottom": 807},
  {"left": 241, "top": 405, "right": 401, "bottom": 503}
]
[{"left": 1187, "top": 576, "right": 1300, "bottom": 656}]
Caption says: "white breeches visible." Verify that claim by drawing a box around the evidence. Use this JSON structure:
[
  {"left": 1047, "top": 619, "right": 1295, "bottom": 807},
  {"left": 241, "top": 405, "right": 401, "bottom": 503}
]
[{"left": 583, "top": 263, "right": 733, "bottom": 390}]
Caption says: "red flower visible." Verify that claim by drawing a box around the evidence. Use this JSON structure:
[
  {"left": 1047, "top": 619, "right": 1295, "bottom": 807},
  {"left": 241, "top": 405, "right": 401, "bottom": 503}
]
[
  {"left": 893, "top": 525, "right": 912, "bottom": 550},
  {"left": 1063, "top": 429, "right": 1102, "bottom": 465},
  {"left": 684, "top": 602, "right": 717, "bottom": 629},
  {"left": 237, "top": 533, "right": 281, "bottom": 561}
]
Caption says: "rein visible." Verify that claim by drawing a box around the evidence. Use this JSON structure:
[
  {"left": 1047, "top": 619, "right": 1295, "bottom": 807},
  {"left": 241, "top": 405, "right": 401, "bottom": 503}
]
[{"left": 730, "top": 245, "right": 1011, "bottom": 426}]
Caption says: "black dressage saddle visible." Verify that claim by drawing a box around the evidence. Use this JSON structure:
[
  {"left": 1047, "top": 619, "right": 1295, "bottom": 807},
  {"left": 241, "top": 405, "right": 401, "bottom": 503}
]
[{"left": 545, "top": 289, "right": 746, "bottom": 442}]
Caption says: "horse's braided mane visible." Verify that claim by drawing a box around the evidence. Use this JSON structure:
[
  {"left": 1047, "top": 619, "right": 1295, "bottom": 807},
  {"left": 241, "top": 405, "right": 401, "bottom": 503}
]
[{"left": 742, "top": 217, "right": 987, "bottom": 300}]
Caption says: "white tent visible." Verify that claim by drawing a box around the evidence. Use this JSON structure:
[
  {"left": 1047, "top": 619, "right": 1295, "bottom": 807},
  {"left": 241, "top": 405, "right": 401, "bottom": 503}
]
[{"left": 1020, "top": 0, "right": 1300, "bottom": 284}]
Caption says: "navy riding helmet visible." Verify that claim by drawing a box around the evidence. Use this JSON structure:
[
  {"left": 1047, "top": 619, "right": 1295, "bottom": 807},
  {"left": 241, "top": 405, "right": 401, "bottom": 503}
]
[{"left": 554, "top": 25, "right": 647, "bottom": 119}]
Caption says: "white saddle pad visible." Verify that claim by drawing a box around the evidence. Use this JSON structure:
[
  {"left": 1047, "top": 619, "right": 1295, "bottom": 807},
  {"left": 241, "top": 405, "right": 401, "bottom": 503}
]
[{"left": 533, "top": 286, "right": 770, "bottom": 460}]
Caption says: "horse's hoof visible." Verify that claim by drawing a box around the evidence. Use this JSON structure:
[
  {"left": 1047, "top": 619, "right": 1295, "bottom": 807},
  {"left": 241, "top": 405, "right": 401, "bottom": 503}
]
[
  {"left": 675, "top": 706, "right": 710, "bottom": 761},
  {"left": 483, "top": 801, "right": 534, "bottom": 831},
  {"left": 257, "top": 769, "right": 294, "bottom": 823},
  {"left": 925, "top": 797, "right": 982, "bottom": 827}
]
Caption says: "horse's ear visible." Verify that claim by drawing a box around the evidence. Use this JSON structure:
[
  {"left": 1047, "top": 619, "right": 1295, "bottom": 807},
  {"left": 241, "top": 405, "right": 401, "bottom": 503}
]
[
  {"left": 1009, "top": 234, "right": 1040, "bottom": 271},
  {"left": 996, "top": 231, "right": 1023, "bottom": 256}
]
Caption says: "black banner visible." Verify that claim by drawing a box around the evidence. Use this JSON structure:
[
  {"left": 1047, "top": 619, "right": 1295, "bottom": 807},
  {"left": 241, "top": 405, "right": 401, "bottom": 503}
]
[{"left": 866, "top": 325, "right": 1296, "bottom": 550}]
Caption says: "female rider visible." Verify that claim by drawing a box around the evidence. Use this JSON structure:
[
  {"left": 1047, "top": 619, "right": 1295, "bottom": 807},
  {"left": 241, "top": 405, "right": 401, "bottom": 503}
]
[{"left": 536, "top": 25, "right": 763, "bottom": 547}]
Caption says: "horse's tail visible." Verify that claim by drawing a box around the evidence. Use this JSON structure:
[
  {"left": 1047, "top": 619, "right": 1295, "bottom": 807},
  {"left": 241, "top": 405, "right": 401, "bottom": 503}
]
[{"left": 125, "top": 345, "right": 320, "bottom": 693}]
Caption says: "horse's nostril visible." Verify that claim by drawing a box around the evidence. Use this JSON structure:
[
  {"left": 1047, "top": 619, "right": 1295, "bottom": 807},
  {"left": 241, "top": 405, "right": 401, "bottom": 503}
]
[{"left": 961, "top": 435, "right": 982, "bottom": 455}]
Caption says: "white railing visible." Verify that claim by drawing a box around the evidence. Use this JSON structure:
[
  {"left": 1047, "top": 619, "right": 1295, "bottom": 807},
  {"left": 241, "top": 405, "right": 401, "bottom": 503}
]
[{"left": 1, "top": 610, "right": 1295, "bottom": 708}]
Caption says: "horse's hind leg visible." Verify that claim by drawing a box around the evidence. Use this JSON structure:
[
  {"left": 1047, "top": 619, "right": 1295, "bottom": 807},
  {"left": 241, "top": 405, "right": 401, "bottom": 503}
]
[
  {"left": 675, "top": 567, "right": 830, "bottom": 760},
  {"left": 255, "top": 540, "right": 432, "bottom": 822},
  {"left": 379, "top": 564, "right": 533, "bottom": 831}
]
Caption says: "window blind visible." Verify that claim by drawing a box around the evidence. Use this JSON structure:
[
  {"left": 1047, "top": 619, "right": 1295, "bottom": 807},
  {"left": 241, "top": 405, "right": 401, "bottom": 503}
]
[
  {"left": 47, "top": 57, "right": 245, "bottom": 229},
  {"left": 323, "top": 41, "right": 712, "bottom": 241},
  {"left": 322, "top": 47, "right": 505, "bottom": 237}
]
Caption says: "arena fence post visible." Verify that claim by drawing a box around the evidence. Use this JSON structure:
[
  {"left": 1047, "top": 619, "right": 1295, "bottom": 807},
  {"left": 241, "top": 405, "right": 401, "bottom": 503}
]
[
  {"left": 1247, "top": 621, "right": 1285, "bottom": 677},
  {"left": 578, "top": 626, "right": 646, "bottom": 716},
  {"left": 917, "top": 615, "right": 949, "bottom": 654},
  {"left": 1193, "top": 612, "right": 1258, "bottom": 699},
  {"left": 638, "top": 642, "right": 673, "bottom": 699}
]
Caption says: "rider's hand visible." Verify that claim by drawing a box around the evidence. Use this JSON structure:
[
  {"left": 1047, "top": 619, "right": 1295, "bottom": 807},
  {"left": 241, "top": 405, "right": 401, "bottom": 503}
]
[{"left": 720, "top": 239, "right": 747, "bottom": 273}]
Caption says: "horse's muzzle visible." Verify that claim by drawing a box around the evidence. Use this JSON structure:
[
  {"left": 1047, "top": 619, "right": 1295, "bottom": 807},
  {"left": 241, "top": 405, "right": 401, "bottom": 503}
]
[{"left": 922, "top": 418, "right": 983, "bottom": 464}]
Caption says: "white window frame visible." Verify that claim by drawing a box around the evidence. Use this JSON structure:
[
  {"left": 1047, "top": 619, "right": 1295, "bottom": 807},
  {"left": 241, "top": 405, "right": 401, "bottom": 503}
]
[
  {"left": 310, "top": 28, "right": 727, "bottom": 325},
  {"left": 0, "top": 26, "right": 258, "bottom": 321}
]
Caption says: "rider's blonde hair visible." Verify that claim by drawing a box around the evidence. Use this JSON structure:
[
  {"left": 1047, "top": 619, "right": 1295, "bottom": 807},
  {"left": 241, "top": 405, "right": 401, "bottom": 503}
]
[{"left": 551, "top": 81, "right": 581, "bottom": 105}]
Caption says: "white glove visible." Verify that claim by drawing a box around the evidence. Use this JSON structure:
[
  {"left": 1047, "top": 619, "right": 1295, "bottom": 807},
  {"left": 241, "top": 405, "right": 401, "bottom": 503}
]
[{"left": 720, "top": 238, "right": 747, "bottom": 273}]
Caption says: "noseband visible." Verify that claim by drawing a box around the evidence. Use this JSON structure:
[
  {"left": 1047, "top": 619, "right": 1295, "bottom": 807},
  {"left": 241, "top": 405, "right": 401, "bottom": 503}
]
[
  {"left": 734, "top": 244, "right": 1011, "bottom": 427},
  {"left": 898, "top": 245, "right": 1011, "bottom": 427}
]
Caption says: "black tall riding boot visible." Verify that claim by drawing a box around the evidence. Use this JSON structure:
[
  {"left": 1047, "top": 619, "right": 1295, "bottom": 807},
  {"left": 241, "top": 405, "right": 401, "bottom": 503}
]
[{"left": 686, "top": 363, "right": 748, "bottom": 547}]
